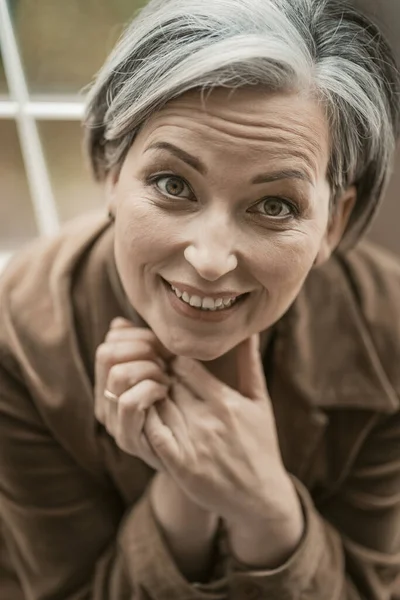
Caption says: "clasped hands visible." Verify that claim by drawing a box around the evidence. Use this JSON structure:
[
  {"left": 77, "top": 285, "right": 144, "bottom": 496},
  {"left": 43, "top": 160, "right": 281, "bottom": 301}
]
[{"left": 95, "top": 317, "right": 304, "bottom": 568}]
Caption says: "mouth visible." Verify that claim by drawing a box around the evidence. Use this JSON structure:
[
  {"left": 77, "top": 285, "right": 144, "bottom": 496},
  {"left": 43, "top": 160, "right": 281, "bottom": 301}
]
[{"left": 161, "top": 277, "right": 250, "bottom": 322}]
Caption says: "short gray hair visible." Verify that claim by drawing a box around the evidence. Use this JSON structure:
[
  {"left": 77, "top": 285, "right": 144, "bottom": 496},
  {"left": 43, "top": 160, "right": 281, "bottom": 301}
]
[{"left": 84, "top": 0, "right": 400, "bottom": 248}]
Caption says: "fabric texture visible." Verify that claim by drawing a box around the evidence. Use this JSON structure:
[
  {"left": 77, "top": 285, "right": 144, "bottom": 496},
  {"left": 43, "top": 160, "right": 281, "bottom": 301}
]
[{"left": 0, "top": 212, "right": 400, "bottom": 599}]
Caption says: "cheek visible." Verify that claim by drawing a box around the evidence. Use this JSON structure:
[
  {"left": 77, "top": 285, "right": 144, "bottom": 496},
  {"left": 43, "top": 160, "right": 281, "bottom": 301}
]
[
  {"left": 114, "top": 191, "right": 177, "bottom": 263},
  {"left": 253, "top": 226, "right": 323, "bottom": 289}
]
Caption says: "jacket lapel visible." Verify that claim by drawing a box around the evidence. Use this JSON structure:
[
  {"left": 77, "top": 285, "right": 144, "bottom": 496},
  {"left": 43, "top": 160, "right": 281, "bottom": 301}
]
[{"left": 266, "top": 254, "right": 399, "bottom": 488}]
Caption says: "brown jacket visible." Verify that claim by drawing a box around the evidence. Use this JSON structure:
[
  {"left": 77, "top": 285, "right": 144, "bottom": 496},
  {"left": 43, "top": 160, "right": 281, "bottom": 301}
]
[{"left": 1, "top": 213, "right": 400, "bottom": 600}]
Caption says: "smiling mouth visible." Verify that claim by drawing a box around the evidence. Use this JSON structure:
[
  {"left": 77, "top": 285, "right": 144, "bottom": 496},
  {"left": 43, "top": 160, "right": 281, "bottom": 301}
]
[{"left": 162, "top": 278, "right": 249, "bottom": 312}]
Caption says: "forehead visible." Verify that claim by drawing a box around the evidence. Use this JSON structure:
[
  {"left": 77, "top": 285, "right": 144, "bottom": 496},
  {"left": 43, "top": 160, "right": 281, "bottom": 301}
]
[{"left": 136, "top": 87, "right": 330, "bottom": 177}]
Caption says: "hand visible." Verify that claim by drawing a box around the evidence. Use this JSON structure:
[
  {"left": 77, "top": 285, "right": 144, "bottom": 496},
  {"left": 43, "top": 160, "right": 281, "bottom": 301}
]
[
  {"left": 95, "top": 318, "right": 219, "bottom": 579},
  {"left": 94, "top": 317, "right": 173, "bottom": 471},
  {"left": 144, "top": 334, "right": 300, "bottom": 528}
]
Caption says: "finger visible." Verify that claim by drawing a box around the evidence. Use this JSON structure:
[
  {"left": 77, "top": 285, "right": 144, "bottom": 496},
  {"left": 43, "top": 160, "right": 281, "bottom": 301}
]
[
  {"left": 105, "top": 326, "right": 160, "bottom": 344},
  {"left": 138, "top": 429, "right": 165, "bottom": 471},
  {"left": 105, "top": 388, "right": 163, "bottom": 471},
  {"left": 171, "top": 356, "right": 228, "bottom": 405},
  {"left": 115, "top": 380, "right": 169, "bottom": 452},
  {"left": 106, "top": 360, "right": 170, "bottom": 397},
  {"left": 105, "top": 328, "right": 150, "bottom": 343},
  {"left": 110, "top": 317, "right": 134, "bottom": 329},
  {"left": 95, "top": 340, "right": 166, "bottom": 398},
  {"left": 104, "top": 394, "right": 119, "bottom": 437},
  {"left": 236, "top": 334, "right": 268, "bottom": 400},
  {"left": 145, "top": 404, "right": 179, "bottom": 464},
  {"left": 156, "top": 394, "right": 188, "bottom": 439},
  {"left": 107, "top": 322, "right": 174, "bottom": 362},
  {"left": 170, "top": 377, "right": 200, "bottom": 417},
  {"left": 168, "top": 381, "right": 202, "bottom": 456},
  {"left": 104, "top": 329, "right": 170, "bottom": 366},
  {"left": 97, "top": 357, "right": 169, "bottom": 428}
]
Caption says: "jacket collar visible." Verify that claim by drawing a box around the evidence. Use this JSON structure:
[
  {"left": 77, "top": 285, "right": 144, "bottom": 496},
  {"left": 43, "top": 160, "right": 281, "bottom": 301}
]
[
  {"left": 265, "top": 253, "right": 399, "bottom": 483},
  {"left": 273, "top": 254, "right": 399, "bottom": 415}
]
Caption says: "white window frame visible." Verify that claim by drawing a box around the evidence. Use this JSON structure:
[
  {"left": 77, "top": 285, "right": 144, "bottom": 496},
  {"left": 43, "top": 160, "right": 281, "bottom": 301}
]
[{"left": 0, "top": 0, "right": 85, "bottom": 269}]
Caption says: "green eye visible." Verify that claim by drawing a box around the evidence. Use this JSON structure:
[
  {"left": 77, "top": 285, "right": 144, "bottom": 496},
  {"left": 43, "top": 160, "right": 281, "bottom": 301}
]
[
  {"left": 155, "top": 176, "right": 192, "bottom": 198},
  {"left": 258, "top": 197, "right": 293, "bottom": 218}
]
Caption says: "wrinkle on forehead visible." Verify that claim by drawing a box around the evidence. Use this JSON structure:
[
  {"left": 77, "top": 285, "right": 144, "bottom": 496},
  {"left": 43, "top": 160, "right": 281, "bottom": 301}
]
[{"left": 138, "top": 89, "right": 330, "bottom": 180}]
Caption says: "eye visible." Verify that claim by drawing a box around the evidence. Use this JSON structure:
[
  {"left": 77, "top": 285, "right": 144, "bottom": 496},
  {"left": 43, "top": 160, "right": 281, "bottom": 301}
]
[
  {"left": 253, "top": 197, "right": 295, "bottom": 219},
  {"left": 154, "top": 175, "right": 193, "bottom": 199}
]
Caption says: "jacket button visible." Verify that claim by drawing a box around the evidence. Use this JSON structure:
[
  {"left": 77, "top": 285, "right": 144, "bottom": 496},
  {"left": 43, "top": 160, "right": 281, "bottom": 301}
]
[{"left": 236, "top": 582, "right": 263, "bottom": 600}]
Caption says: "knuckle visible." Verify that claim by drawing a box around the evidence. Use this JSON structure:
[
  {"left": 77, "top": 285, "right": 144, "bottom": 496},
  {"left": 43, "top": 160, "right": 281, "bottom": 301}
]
[
  {"left": 108, "top": 362, "right": 129, "bottom": 385},
  {"left": 216, "top": 394, "right": 239, "bottom": 419},
  {"left": 137, "top": 329, "right": 157, "bottom": 343},
  {"left": 143, "top": 379, "right": 168, "bottom": 396},
  {"left": 149, "top": 432, "right": 168, "bottom": 451},
  {"left": 104, "top": 330, "right": 120, "bottom": 343},
  {"left": 110, "top": 317, "right": 131, "bottom": 329},
  {"left": 115, "top": 428, "right": 134, "bottom": 455},
  {"left": 123, "top": 380, "right": 167, "bottom": 410},
  {"left": 96, "top": 343, "right": 111, "bottom": 366},
  {"left": 139, "top": 343, "right": 157, "bottom": 361},
  {"left": 226, "top": 394, "right": 240, "bottom": 411},
  {"left": 142, "top": 361, "right": 167, "bottom": 381}
]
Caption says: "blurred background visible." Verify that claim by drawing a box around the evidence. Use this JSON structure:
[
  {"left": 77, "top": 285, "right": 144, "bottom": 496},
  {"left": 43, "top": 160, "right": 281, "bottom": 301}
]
[
  {"left": 0, "top": 0, "right": 399, "bottom": 271},
  {"left": 0, "top": 0, "right": 146, "bottom": 269}
]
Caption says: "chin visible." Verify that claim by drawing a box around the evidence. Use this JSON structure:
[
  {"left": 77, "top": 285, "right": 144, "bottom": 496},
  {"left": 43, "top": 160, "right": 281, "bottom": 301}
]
[{"left": 162, "top": 333, "right": 231, "bottom": 361}]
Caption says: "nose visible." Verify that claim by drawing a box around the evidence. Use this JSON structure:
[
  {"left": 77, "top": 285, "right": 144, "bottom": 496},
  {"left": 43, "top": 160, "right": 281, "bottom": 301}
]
[{"left": 183, "top": 212, "right": 238, "bottom": 281}]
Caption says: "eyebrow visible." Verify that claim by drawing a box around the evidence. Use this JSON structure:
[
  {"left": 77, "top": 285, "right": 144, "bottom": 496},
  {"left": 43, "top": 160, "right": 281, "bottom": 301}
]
[
  {"left": 145, "top": 141, "right": 314, "bottom": 185},
  {"left": 145, "top": 142, "right": 207, "bottom": 175}
]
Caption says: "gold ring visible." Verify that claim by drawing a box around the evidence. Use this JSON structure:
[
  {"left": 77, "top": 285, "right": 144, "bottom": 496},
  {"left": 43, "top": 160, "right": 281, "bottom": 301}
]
[{"left": 104, "top": 389, "right": 119, "bottom": 403}]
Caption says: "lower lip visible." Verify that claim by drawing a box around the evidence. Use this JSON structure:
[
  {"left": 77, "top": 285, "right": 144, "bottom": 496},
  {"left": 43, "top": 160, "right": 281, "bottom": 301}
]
[{"left": 161, "top": 278, "right": 248, "bottom": 323}]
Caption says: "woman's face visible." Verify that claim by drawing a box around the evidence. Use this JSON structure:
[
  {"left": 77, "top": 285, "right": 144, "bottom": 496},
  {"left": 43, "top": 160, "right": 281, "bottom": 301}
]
[{"left": 108, "top": 87, "right": 352, "bottom": 360}]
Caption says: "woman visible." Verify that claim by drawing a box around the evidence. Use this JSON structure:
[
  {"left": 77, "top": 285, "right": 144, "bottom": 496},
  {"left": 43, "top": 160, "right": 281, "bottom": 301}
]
[{"left": 1, "top": 0, "right": 400, "bottom": 598}]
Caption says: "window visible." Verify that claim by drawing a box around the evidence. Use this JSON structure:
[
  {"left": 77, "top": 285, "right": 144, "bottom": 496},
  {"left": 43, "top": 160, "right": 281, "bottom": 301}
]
[{"left": 0, "top": 0, "right": 146, "bottom": 269}]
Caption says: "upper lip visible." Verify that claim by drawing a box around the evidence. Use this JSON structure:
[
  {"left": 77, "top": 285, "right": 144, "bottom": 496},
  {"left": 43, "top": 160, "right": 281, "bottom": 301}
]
[{"left": 165, "top": 279, "right": 248, "bottom": 300}]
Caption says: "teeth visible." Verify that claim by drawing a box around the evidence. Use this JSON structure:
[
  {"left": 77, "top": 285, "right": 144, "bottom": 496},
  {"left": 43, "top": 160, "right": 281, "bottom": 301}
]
[
  {"left": 189, "top": 295, "right": 202, "bottom": 308},
  {"left": 171, "top": 285, "right": 238, "bottom": 311},
  {"left": 202, "top": 297, "right": 216, "bottom": 310}
]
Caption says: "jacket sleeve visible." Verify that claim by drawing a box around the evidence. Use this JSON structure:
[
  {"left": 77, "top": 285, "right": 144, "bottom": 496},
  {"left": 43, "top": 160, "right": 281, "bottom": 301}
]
[
  {"left": 0, "top": 358, "right": 228, "bottom": 600},
  {"left": 222, "top": 411, "right": 400, "bottom": 599}
]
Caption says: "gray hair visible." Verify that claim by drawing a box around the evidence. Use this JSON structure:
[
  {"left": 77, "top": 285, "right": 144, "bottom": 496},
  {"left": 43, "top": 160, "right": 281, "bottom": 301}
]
[{"left": 84, "top": 0, "right": 400, "bottom": 248}]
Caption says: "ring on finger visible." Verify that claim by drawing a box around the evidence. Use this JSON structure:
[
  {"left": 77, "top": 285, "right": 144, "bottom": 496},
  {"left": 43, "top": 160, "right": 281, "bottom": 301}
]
[{"left": 104, "top": 389, "right": 119, "bottom": 404}]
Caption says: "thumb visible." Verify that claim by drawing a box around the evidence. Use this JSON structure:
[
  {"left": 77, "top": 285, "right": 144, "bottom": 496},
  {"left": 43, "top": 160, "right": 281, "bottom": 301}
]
[{"left": 236, "top": 334, "right": 268, "bottom": 400}]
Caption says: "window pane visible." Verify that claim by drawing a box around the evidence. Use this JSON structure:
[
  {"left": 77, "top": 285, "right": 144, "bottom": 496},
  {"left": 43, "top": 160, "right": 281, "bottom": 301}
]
[
  {"left": 12, "top": 0, "right": 147, "bottom": 95},
  {"left": 39, "top": 121, "right": 104, "bottom": 222},
  {"left": 0, "top": 120, "right": 38, "bottom": 252},
  {"left": 0, "top": 53, "right": 8, "bottom": 95}
]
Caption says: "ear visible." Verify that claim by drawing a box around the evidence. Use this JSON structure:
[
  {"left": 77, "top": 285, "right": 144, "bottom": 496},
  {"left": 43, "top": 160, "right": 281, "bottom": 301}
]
[
  {"left": 314, "top": 186, "right": 357, "bottom": 266},
  {"left": 105, "top": 168, "right": 120, "bottom": 218}
]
